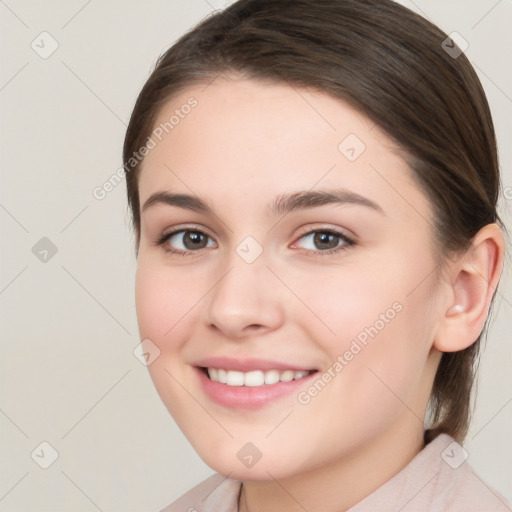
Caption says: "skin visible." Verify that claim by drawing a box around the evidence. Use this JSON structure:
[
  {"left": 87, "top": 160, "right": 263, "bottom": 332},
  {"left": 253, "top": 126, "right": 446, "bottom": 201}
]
[{"left": 134, "top": 76, "right": 504, "bottom": 512}]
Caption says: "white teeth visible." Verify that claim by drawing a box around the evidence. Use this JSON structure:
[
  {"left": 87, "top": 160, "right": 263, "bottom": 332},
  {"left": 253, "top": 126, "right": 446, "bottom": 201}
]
[
  {"left": 206, "top": 368, "right": 312, "bottom": 386},
  {"left": 280, "top": 370, "right": 295, "bottom": 382},
  {"left": 226, "top": 371, "right": 244, "bottom": 386},
  {"left": 217, "top": 369, "right": 227, "bottom": 384},
  {"left": 244, "top": 370, "right": 264, "bottom": 387},
  {"left": 264, "top": 369, "right": 280, "bottom": 385}
]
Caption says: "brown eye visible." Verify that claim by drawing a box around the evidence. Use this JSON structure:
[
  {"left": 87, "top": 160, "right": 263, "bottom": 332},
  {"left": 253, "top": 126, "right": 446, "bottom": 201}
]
[
  {"left": 294, "top": 229, "right": 355, "bottom": 254},
  {"left": 159, "top": 229, "right": 216, "bottom": 254},
  {"left": 313, "top": 232, "right": 340, "bottom": 250},
  {"left": 182, "top": 231, "right": 209, "bottom": 250}
]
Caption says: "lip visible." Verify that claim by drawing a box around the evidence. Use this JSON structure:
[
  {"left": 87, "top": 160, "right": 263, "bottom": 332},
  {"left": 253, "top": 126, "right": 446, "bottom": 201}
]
[
  {"left": 193, "top": 359, "right": 318, "bottom": 410},
  {"left": 194, "top": 356, "right": 316, "bottom": 373}
]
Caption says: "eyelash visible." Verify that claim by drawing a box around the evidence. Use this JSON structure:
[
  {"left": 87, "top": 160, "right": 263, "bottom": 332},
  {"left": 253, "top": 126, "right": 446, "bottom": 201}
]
[{"left": 154, "top": 226, "right": 356, "bottom": 257}]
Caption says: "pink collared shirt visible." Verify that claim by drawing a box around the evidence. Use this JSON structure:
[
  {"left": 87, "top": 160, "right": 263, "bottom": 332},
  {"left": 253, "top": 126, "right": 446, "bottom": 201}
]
[{"left": 161, "top": 434, "right": 511, "bottom": 511}]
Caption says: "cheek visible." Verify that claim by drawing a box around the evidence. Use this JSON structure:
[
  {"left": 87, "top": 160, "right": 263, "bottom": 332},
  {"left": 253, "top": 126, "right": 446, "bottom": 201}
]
[
  {"left": 285, "top": 256, "right": 404, "bottom": 348},
  {"left": 135, "top": 258, "right": 200, "bottom": 348},
  {"left": 134, "top": 258, "right": 204, "bottom": 431},
  {"left": 289, "top": 244, "right": 436, "bottom": 349},
  {"left": 287, "top": 250, "right": 437, "bottom": 410},
  {"left": 135, "top": 265, "right": 169, "bottom": 343}
]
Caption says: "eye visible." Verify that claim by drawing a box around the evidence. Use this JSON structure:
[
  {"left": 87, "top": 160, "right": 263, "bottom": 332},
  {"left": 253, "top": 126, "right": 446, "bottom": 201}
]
[
  {"left": 155, "top": 227, "right": 354, "bottom": 257},
  {"left": 156, "top": 229, "right": 217, "bottom": 255},
  {"left": 293, "top": 229, "right": 355, "bottom": 255}
]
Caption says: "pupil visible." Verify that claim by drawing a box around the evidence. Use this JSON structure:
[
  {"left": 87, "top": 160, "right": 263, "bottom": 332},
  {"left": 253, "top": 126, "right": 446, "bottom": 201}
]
[
  {"left": 314, "top": 232, "right": 337, "bottom": 250},
  {"left": 184, "top": 232, "right": 206, "bottom": 249}
]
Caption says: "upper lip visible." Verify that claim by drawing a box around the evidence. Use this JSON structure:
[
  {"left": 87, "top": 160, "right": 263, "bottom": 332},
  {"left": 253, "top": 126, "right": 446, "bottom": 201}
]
[{"left": 193, "top": 357, "right": 316, "bottom": 372}]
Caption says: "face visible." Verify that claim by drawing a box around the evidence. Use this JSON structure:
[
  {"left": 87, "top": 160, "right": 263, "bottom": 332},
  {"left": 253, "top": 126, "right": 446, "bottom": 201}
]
[{"left": 135, "top": 77, "right": 444, "bottom": 480}]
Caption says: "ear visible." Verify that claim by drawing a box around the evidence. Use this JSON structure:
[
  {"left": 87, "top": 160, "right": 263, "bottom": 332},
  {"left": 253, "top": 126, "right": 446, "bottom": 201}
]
[{"left": 434, "top": 223, "right": 505, "bottom": 352}]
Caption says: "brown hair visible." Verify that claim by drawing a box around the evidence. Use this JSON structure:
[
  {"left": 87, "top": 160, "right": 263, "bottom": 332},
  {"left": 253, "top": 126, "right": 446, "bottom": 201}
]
[{"left": 123, "top": 0, "right": 505, "bottom": 444}]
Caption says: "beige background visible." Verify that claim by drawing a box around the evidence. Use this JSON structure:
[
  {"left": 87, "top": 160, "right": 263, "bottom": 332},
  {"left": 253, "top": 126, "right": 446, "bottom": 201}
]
[{"left": 0, "top": 0, "right": 511, "bottom": 510}]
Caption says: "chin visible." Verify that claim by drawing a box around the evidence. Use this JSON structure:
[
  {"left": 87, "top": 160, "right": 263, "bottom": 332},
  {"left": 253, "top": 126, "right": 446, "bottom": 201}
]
[
  {"left": 203, "top": 456, "right": 291, "bottom": 482},
  {"left": 192, "top": 438, "right": 310, "bottom": 482}
]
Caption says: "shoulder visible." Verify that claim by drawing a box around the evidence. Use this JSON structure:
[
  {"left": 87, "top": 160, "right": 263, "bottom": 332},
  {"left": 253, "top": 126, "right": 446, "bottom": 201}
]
[
  {"left": 429, "top": 435, "right": 512, "bottom": 511},
  {"left": 160, "top": 473, "right": 242, "bottom": 512},
  {"left": 349, "top": 434, "right": 512, "bottom": 512}
]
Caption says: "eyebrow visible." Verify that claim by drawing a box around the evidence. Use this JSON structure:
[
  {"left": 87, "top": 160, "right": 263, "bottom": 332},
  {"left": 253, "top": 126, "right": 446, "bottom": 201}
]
[{"left": 141, "top": 188, "right": 384, "bottom": 216}]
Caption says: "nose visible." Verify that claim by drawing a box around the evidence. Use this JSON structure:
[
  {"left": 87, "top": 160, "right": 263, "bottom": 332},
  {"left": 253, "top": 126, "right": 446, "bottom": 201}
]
[{"left": 202, "top": 254, "right": 286, "bottom": 340}]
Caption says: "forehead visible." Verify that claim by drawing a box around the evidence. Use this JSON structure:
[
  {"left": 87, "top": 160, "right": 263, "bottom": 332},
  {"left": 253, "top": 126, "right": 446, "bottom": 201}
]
[{"left": 138, "top": 77, "right": 429, "bottom": 221}]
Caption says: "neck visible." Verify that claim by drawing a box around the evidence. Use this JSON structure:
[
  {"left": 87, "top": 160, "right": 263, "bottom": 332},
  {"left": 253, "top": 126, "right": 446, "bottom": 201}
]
[{"left": 239, "top": 419, "right": 425, "bottom": 512}]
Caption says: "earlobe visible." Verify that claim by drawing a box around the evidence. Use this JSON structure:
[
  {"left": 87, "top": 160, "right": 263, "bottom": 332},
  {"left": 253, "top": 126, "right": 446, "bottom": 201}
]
[{"left": 433, "top": 223, "right": 504, "bottom": 353}]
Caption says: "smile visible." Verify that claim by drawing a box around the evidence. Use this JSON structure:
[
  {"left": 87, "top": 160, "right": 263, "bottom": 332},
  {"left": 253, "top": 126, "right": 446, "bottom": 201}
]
[
  {"left": 195, "top": 364, "right": 318, "bottom": 410},
  {"left": 206, "top": 368, "right": 313, "bottom": 387}
]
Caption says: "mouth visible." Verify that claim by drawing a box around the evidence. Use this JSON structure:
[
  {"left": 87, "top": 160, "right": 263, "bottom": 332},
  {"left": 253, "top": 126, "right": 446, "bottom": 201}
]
[
  {"left": 194, "top": 363, "right": 318, "bottom": 410},
  {"left": 201, "top": 367, "right": 314, "bottom": 386}
]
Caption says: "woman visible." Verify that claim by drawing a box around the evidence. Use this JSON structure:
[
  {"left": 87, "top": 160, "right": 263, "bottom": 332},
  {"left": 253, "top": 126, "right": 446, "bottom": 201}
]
[{"left": 123, "top": 0, "right": 511, "bottom": 510}]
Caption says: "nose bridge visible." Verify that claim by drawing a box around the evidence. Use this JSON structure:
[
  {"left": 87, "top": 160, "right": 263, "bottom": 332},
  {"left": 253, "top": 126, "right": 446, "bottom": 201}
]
[{"left": 202, "top": 240, "right": 285, "bottom": 338}]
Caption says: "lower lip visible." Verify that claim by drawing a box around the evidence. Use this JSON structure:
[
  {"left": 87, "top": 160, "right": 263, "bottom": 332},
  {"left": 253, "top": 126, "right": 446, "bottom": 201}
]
[{"left": 195, "top": 367, "right": 317, "bottom": 410}]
